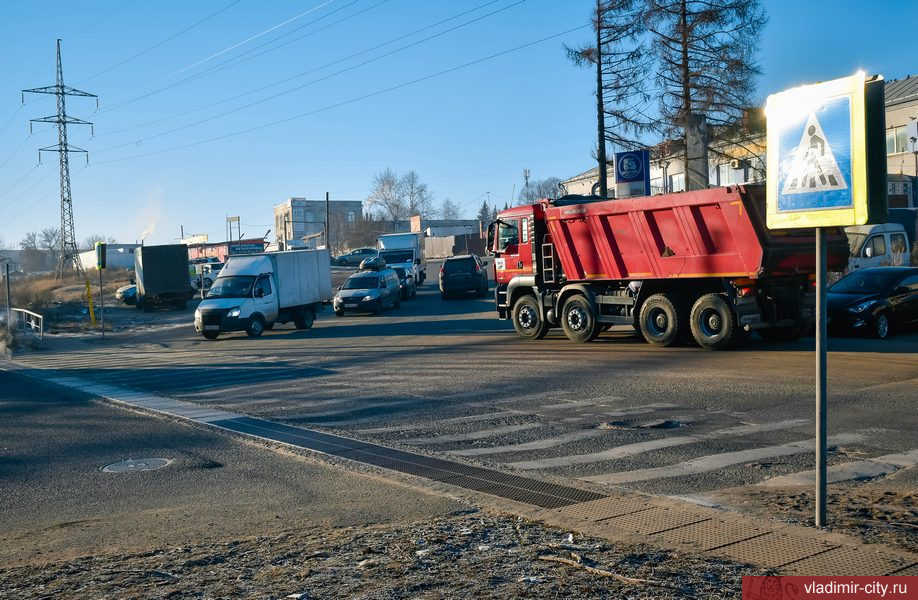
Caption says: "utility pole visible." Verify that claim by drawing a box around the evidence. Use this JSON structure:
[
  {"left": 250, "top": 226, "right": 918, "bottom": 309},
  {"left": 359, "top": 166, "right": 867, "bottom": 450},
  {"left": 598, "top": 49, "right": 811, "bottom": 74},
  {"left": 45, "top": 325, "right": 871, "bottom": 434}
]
[
  {"left": 325, "top": 192, "right": 330, "bottom": 250},
  {"left": 23, "top": 39, "right": 97, "bottom": 278}
]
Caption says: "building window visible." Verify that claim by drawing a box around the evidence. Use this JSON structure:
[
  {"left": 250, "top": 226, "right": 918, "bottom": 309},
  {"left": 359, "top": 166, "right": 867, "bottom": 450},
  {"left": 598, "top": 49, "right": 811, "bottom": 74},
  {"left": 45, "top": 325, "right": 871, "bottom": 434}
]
[
  {"left": 669, "top": 173, "right": 685, "bottom": 193},
  {"left": 887, "top": 126, "right": 909, "bottom": 154},
  {"left": 650, "top": 177, "right": 664, "bottom": 195},
  {"left": 347, "top": 212, "right": 356, "bottom": 223}
]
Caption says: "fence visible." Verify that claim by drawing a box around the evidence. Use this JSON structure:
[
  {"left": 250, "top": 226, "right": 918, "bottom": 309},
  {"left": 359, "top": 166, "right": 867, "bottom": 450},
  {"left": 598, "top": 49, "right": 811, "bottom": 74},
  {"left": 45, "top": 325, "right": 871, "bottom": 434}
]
[{"left": 12, "top": 308, "right": 43, "bottom": 343}]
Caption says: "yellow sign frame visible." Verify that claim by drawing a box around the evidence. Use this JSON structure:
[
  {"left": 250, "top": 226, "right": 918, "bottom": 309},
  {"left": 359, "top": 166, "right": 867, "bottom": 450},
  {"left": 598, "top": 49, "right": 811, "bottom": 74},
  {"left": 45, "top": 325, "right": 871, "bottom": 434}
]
[{"left": 765, "top": 73, "right": 868, "bottom": 229}]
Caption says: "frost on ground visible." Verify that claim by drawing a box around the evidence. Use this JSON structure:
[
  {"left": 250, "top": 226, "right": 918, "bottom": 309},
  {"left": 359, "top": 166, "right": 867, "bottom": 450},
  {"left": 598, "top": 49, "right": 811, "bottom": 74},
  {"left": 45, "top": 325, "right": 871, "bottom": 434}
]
[{"left": 0, "top": 511, "right": 759, "bottom": 599}]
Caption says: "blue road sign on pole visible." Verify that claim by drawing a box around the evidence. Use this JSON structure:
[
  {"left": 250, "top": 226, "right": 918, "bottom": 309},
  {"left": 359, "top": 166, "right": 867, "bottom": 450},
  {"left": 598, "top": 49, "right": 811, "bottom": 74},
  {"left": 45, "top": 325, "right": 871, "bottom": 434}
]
[{"left": 613, "top": 150, "right": 650, "bottom": 198}]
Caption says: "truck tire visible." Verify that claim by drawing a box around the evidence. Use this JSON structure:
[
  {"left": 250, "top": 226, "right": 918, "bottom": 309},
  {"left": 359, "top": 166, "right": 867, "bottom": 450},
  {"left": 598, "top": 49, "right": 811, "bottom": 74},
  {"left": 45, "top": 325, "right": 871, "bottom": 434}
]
[
  {"left": 639, "top": 293, "right": 686, "bottom": 347},
  {"left": 512, "top": 295, "right": 549, "bottom": 340},
  {"left": 758, "top": 324, "right": 804, "bottom": 343},
  {"left": 561, "top": 295, "right": 599, "bottom": 343},
  {"left": 202, "top": 331, "right": 219, "bottom": 340},
  {"left": 294, "top": 308, "right": 315, "bottom": 329},
  {"left": 689, "top": 294, "right": 737, "bottom": 350},
  {"left": 246, "top": 315, "right": 265, "bottom": 337}
]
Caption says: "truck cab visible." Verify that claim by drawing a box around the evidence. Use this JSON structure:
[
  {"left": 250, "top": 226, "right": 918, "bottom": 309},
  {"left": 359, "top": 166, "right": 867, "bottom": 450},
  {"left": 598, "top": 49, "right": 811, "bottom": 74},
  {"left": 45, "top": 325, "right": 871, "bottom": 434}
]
[
  {"left": 845, "top": 223, "right": 911, "bottom": 271},
  {"left": 195, "top": 269, "right": 279, "bottom": 338},
  {"left": 377, "top": 233, "right": 426, "bottom": 284}
]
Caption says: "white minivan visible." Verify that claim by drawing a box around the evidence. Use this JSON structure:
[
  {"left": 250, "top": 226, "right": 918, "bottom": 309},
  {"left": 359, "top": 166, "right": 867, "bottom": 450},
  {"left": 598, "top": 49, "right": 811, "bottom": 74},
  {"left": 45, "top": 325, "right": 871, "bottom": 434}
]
[{"left": 845, "top": 223, "right": 911, "bottom": 271}]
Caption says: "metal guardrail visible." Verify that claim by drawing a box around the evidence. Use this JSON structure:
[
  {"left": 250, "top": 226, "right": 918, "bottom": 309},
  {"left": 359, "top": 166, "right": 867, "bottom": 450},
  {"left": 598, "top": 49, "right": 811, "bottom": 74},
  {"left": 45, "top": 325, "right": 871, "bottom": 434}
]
[{"left": 12, "top": 308, "right": 43, "bottom": 342}]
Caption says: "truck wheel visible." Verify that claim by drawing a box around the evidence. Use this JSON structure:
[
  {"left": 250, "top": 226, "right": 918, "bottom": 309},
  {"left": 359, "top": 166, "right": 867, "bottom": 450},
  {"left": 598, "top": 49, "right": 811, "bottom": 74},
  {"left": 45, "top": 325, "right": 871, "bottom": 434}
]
[
  {"left": 294, "top": 308, "right": 315, "bottom": 329},
  {"left": 202, "top": 332, "right": 219, "bottom": 340},
  {"left": 758, "top": 324, "right": 804, "bottom": 343},
  {"left": 561, "top": 295, "right": 599, "bottom": 343},
  {"left": 639, "top": 293, "right": 686, "bottom": 347},
  {"left": 689, "top": 294, "right": 737, "bottom": 350},
  {"left": 246, "top": 315, "right": 265, "bottom": 337},
  {"left": 512, "top": 295, "right": 549, "bottom": 340}
]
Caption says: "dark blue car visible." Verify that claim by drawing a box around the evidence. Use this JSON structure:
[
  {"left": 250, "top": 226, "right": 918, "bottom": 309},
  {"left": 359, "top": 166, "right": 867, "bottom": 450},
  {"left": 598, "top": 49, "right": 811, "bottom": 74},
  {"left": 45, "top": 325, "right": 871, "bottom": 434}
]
[{"left": 827, "top": 267, "right": 918, "bottom": 339}]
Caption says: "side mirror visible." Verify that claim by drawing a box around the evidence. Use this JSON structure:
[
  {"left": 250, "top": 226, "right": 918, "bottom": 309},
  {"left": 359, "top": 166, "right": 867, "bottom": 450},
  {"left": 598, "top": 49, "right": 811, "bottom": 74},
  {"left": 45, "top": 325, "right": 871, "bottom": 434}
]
[
  {"left": 481, "top": 261, "right": 488, "bottom": 267},
  {"left": 864, "top": 247, "right": 874, "bottom": 258},
  {"left": 486, "top": 223, "right": 495, "bottom": 256},
  {"left": 337, "top": 285, "right": 342, "bottom": 291},
  {"left": 415, "top": 258, "right": 421, "bottom": 265}
]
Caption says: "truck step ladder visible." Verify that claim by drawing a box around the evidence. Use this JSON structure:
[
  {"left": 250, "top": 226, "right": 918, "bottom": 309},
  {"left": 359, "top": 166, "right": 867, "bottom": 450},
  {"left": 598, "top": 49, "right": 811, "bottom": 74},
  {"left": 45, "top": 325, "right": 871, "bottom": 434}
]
[{"left": 541, "top": 237, "right": 556, "bottom": 283}]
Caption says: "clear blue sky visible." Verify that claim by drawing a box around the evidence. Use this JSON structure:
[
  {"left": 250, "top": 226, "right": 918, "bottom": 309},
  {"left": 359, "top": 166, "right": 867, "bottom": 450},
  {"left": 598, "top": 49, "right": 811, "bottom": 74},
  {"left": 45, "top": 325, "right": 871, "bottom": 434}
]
[{"left": 0, "top": 0, "right": 915, "bottom": 247}]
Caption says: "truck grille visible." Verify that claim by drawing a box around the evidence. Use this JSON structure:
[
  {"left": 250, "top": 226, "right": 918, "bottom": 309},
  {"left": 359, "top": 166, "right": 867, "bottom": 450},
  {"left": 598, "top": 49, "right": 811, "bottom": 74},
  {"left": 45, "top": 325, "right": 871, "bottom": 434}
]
[{"left": 198, "top": 309, "right": 229, "bottom": 326}]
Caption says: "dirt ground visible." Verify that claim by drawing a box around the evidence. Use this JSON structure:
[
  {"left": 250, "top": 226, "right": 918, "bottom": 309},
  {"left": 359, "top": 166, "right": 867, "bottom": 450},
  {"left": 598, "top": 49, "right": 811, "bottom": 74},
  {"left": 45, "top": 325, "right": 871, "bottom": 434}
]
[{"left": 0, "top": 510, "right": 759, "bottom": 599}]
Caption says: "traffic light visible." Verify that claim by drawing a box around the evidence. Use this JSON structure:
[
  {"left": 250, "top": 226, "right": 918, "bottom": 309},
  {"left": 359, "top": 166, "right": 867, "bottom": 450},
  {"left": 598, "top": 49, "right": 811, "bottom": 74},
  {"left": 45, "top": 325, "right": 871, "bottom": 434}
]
[{"left": 95, "top": 242, "right": 106, "bottom": 270}]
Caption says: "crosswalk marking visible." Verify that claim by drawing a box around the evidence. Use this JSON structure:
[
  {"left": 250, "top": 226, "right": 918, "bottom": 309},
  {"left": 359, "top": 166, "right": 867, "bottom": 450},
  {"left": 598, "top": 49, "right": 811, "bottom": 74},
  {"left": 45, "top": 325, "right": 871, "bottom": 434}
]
[
  {"left": 447, "top": 428, "right": 609, "bottom": 457},
  {"left": 356, "top": 411, "right": 525, "bottom": 434},
  {"left": 401, "top": 423, "right": 543, "bottom": 445},
  {"left": 757, "top": 449, "right": 918, "bottom": 487},
  {"left": 507, "top": 419, "right": 809, "bottom": 470},
  {"left": 582, "top": 433, "right": 865, "bottom": 485}
]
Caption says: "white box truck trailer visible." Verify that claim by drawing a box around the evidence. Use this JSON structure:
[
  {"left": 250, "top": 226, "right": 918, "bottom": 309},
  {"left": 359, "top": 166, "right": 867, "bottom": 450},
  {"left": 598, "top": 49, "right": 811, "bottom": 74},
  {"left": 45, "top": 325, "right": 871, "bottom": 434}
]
[
  {"left": 194, "top": 249, "right": 332, "bottom": 339},
  {"left": 377, "top": 232, "right": 426, "bottom": 284}
]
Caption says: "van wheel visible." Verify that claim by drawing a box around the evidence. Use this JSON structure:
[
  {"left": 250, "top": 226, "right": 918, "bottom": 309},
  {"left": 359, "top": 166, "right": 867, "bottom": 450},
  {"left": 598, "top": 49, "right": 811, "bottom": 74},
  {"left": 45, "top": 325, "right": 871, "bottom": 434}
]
[
  {"left": 202, "top": 332, "right": 219, "bottom": 340},
  {"left": 639, "top": 293, "right": 687, "bottom": 347},
  {"left": 246, "top": 315, "right": 265, "bottom": 337},
  {"left": 294, "top": 308, "right": 315, "bottom": 329},
  {"left": 689, "top": 294, "right": 737, "bottom": 350},
  {"left": 512, "top": 295, "right": 549, "bottom": 340},
  {"left": 561, "top": 295, "right": 599, "bottom": 343}
]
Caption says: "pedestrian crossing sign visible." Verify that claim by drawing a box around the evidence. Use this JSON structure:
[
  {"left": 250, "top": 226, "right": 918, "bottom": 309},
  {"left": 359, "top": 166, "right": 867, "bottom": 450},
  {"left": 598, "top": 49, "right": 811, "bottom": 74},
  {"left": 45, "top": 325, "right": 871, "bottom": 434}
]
[{"left": 766, "top": 73, "right": 887, "bottom": 229}]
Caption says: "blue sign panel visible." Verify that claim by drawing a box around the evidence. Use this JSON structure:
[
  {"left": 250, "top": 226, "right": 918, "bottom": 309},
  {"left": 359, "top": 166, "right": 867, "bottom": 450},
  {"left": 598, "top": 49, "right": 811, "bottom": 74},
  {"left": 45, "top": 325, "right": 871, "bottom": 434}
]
[
  {"left": 776, "top": 96, "right": 853, "bottom": 212},
  {"left": 613, "top": 150, "right": 650, "bottom": 197}
]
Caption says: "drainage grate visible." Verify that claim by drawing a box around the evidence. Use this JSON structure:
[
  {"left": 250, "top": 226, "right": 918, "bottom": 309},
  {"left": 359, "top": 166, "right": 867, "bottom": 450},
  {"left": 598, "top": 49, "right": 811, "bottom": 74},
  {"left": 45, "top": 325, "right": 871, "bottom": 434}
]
[
  {"left": 781, "top": 546, "right": 914, "bottom": 576},
  {"left": 210, "top": 416, "right": 606, "bottom": 509},
  {"left": 709, "top": 533, "right": 836, "bottom": 568},
  {"left": 601, "top": 419, "right": 684, "bottom": 430},
  {"left": 102, "top": 458, "right": 172, "bottom": 473}
]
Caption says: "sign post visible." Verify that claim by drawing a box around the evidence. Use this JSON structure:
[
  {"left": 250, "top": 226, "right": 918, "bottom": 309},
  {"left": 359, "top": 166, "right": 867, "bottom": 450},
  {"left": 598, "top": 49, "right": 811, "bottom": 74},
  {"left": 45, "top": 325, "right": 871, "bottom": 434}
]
[
  {"left": 95, "top": 242, "right": 106, "bottom": 339},
  {"left": 765, "top": 72, "right": 887, "bottom": 527}
]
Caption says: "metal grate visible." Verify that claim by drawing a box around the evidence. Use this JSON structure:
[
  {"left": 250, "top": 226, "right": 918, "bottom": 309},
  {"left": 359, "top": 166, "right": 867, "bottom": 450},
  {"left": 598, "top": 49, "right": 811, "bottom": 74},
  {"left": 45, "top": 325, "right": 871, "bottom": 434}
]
[
  {"left": 598, "top": 507, "right": 710, "bottom": 535},
  {"left": 783, "top": 547, "right": 916, "bottom": 576},
  {"left": 653, "top": 519, "right": 767, "bottom": 551},
  {"left": 557, "top": 495, "right": 655, "bottom": 521},
  {"left": 211, "top": 417, "right": 606, "bottom": 509},
  {"left": 709, "top": 533, "right": 836, "bottom": 568}
]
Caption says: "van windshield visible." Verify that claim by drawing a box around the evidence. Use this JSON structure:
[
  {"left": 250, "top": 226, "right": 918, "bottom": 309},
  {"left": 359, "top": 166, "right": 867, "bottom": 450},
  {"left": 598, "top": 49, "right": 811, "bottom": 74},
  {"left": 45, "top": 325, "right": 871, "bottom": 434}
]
[
  {"left": 379, "top": 250, "right": 414, "bottom": 264},
  {"left": 206, "top": 276, "right": 255, "bottom": 299},
  {"left": 845, "top": 232, "right": 865, "bottom": 258}
]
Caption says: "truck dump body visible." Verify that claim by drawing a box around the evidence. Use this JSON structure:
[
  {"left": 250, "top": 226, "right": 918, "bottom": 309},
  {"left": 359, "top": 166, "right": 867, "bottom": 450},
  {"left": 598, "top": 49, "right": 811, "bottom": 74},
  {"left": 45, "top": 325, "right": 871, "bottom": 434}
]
[{"left": 543, "top": 185, "right": 847, "bottom": 282}]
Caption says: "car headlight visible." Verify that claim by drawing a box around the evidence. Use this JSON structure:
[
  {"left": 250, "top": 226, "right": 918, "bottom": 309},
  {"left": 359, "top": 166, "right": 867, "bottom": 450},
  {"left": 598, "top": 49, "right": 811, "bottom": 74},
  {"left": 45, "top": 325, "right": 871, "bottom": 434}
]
[
  {"left": 194, "top": 308, "right": 201, "bottom": 319},
  {"left": 362, "top": 295, "right": 375, "bottom": 302},
  {"left": 847, "top": 300, "right": 877, "bottom": 314},
  {"left": 227, "top": 306, "right": 241, "bottom": 317}
]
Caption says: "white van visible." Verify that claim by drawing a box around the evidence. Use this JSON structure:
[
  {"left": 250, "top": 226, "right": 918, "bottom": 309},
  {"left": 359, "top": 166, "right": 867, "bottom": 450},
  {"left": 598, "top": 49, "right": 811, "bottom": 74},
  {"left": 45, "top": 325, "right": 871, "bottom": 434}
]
[{"left": 845, "top": 223, "right": 911, "bottom": 271}]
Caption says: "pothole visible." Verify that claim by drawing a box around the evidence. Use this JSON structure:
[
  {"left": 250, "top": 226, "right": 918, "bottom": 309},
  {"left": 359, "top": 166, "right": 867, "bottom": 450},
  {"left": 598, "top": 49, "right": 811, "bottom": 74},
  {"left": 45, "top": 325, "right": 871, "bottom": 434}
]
[
  {"left": 599, "top": 419, "right": 685, "bottom": 430},
  {"left": 102, "top": 458, "right": 172, "bottom": 473}
]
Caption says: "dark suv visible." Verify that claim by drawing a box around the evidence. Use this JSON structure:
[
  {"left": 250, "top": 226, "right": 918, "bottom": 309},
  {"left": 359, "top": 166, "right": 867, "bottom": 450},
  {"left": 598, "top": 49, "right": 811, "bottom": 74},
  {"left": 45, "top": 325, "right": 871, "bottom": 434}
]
[
  {"left": 439, "top": 255, "right": 489, "bottom": 299},
  {"left": 333, "top": 267, "right": 401, "bottom": 315}
]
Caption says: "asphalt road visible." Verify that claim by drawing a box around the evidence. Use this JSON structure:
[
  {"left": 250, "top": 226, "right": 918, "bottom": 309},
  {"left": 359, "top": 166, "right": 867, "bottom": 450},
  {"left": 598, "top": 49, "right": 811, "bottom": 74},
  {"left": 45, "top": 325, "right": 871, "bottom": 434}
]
[
  {"left": 0, "top": 369, "right": 462, "bottom": 567},
  {"left": 6, "top": 272, "right": 918, "bottom": 512}
]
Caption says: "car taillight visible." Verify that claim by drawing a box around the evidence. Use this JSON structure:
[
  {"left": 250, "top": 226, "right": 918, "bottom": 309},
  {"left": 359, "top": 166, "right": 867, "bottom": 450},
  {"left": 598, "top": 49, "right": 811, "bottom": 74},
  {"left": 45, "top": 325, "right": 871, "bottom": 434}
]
[
  {"left": 439, "top": 266, "right": 444, "bottom": 275},
  {"left": 737, "top": 286, "right": 755, "bottom": 298},
  {"left": 475, "top": 263, "right": 481, "bottom": 273}
]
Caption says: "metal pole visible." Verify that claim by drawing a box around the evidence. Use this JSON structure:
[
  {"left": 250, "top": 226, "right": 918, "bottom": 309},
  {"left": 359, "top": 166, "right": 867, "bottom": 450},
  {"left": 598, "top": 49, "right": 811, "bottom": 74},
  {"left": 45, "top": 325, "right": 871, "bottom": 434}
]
[
  {"left": 325, "top": 192, "right": 330, "bottom": 250},
  {"left": 815, "top": 227, "right": 828, "bottom": 527},
  {"left": 99, "top": 268, "right": 105, "bottom": 338},
  {"left": 5, "top": 264, "right": 11, "bottom": 338}
]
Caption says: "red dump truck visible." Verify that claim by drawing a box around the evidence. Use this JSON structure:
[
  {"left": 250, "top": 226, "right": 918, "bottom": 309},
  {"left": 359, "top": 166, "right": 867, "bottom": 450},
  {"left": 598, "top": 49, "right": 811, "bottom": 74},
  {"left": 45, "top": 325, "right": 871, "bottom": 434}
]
[{"left": 486, "top": 184, "right": 848, "bottom": 350}]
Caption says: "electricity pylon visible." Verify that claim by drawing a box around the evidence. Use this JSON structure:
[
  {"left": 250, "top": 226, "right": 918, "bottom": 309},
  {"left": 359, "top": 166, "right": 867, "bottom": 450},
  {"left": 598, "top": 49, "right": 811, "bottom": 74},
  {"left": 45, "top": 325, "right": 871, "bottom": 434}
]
[{"left": 23, "top": 39, "right": 97, "bottom": 277}]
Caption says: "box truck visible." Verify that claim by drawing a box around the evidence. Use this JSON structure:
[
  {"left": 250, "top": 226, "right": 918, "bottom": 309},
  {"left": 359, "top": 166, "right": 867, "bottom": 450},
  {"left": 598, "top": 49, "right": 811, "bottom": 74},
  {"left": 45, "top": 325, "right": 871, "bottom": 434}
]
[
  {"left": 134, "top": 244, "right": 195, "bottom": 312},
  {"left": 377, "top": 232, "right": 426, "bottom": 284}
]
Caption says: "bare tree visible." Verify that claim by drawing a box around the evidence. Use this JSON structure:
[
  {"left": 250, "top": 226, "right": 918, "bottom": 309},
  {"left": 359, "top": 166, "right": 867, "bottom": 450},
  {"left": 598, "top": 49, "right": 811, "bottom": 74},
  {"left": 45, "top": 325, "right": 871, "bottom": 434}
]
[
  {"left": 20, "top": 231, "right": 47, "bottom": 272},
  {"left": 518, "top": 177, "right": 564, "bottom": 205},
  {"left": 646, "top": 0, "right": 766, "bottom": 141},
  {"left": 567, "top": 0, "right": 655, "bottom": 196},
  {"left": 400, "top": 170, "right": 434, "bottom": 219},
  {"left": 81, "top": 234, "right": 117, "bottom": 250},
  {"left": 437, "top": 198, "right": 462, "bottom": 220},
  {"left": 366, "top": 168, "right": 405, "bottom": 222}
]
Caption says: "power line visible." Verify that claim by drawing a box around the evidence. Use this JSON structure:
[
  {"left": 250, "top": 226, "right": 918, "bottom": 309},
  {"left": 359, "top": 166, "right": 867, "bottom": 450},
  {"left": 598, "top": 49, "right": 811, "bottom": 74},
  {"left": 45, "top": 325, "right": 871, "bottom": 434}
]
[
  {"left": 93, "top": 23, "right": 589, "bottom": 167},
  {"left": 101, "top": 0, "right": 339, "bottom": 111},
  {"left": 76, "top": 0, "right": 244, "bottom": 85},
  {"left": 94, "top": 0, "right": 500, "bottom": 139},
  {"left": 93, "top": 0, "right": 525, "bottom": 155}
]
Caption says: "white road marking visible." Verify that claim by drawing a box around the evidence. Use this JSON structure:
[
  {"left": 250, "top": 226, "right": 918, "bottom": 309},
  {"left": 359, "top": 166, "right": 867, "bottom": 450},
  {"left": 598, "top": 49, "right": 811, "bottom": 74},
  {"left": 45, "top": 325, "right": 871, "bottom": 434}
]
[
  {"left": 582, "top": 433, "right": 865, "bottom": 485},
  {"left": 356, "top": 411, "right": 525, "bottom": 434},
  {"left": 756, "top": 449, "right": 918, "bottom": 487},
  {"left": 507, "top": 419, "right": 809, "bottom": 470},
  {"left": 401, "top": 423, "right": 543, "bottom": 445},
  {"left": 447, "top": 428, "right": 610, "bottom": 456}
]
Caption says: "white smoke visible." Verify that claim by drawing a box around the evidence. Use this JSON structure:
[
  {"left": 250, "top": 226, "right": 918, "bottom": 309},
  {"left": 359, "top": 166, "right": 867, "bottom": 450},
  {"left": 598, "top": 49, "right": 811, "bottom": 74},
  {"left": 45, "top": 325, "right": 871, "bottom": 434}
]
[{"left": 136, "top": 188, "right": 163, "bottom": 242}]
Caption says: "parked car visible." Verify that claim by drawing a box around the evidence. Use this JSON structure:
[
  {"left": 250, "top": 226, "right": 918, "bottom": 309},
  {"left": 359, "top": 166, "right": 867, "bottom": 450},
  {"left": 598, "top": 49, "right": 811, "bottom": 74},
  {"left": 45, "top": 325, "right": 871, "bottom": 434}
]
[
  {"left": 392, "top": 266, "right": 417, "bottom": 299},
  {"left": 333, "top": 247, "right": 378, "bottom": 267},
  {"left": 115, "top": 284, "right": 137, "bottom": 305},
  {"left": 439, "top": 254, "right": 489, "bottom": 299},
  {"left": 827, "top": 267, "right": 918, "bottom": 339},
  {"left": 333, "top": 267, "right": 401, "bottom": 315}
]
